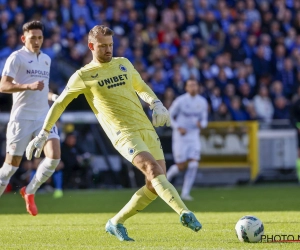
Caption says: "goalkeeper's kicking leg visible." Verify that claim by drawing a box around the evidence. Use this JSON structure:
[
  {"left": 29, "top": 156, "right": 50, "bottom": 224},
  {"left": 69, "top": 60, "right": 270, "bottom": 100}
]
[{"left": 106, "top": 151, "right": 201, "bottom": 241}]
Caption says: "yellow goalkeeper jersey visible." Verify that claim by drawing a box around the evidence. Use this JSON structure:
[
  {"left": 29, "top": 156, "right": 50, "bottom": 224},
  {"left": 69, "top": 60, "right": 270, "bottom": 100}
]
[{"left": 43, "top": 57, "right": 157, "bottom": 144}]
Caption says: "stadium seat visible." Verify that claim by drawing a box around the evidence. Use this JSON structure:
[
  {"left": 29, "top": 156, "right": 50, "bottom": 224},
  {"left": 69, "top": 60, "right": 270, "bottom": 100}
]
[
  {"left": 222, "top": 134, "right": 243, "bottom": 154},
  {"left": 206, "top": 134, "right": 223, "bottom": 155}
]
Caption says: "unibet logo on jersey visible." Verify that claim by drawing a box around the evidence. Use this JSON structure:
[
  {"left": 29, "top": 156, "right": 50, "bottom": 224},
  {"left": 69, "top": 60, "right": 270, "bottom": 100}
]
[{"left": 97, "top": 74, "right": 128, "bottom": 89}]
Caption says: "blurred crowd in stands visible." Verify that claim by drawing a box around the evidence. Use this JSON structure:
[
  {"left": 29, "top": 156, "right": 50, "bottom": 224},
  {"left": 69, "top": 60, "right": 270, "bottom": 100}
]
[
  {"left": 2, "top": 0, "right": 300, "bottom": 191},
  {"left": 1, "top": 0, "right": 300, "bottom": 124}
]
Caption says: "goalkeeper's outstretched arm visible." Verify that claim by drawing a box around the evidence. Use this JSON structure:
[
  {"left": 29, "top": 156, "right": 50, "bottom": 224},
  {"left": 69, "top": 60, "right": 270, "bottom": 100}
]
[
  {"left": 43, "top": 91, "right": 76, "bottom": 132},
  {"left": 131, "top": 66, "right": 158, "bottom": 105},
  {"left": 131, "top": 64, "right": 170, "bottom": 127},
  {"left": 43, "top": 72, "right": 86, "bottom": 131}
]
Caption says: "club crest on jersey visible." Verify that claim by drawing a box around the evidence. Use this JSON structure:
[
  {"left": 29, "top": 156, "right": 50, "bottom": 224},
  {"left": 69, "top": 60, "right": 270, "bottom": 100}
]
[
  {"left": 119, "top": 64, "right": 127, "bottom": 72},
  {"left": 91, "top": 73, "right": 98, "bottom": 78},
  {"left": 45, "top": 61, "right": 48, "bottom": 65},
  {"left": 128, "top": 148, "right": 135, "bottom": 155}
]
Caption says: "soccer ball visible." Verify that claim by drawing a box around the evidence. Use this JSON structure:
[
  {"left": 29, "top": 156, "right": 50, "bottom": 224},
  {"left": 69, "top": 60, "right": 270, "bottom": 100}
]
[{"left": 235, "top": 215, "right": 264, "bottom": 243}]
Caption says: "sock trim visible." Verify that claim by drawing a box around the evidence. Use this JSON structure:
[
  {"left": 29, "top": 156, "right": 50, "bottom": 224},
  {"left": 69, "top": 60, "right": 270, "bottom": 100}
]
[
  {"left": 0, "top": 163, "right": 18, "bottom": 179},
  {"left": 151, "top": 174, "right": 167, "bottom": 188},
  {"left": 151, "top": 174, "right": 189, "bottom": 215},
  {"left": 142, "top": 186, "right": 158, "bottom": 200},
  {"left": 0, "top": 179, "right": 9, "bottom": 185},
  {"left": 3, "top": 162, "right": 18, "bottom": 170},
  {"left": 44, "top": 157, "right": 61, "bottom": 171}
]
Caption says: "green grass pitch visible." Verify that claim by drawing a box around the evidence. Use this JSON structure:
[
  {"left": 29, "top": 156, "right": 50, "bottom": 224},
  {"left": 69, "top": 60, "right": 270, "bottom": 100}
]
[{"left": 0, "top": 184, "right": 299, "bottom": 249}]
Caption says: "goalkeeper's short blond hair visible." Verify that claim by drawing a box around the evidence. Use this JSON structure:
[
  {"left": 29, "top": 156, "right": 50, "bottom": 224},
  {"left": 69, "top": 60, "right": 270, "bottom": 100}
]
[{"left": 88, "top": 25, "right": 114, "bottom": 43}]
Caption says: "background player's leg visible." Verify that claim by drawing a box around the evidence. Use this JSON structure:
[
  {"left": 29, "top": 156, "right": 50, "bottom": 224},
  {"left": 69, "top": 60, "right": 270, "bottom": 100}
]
[
  {"left": 167, "top": 140, "right": 181, "bottom": 181},
  {"left": 1, "top": 121, "right": 31, "bottom": 196},
  {"left": 53, "top": 170, "right": 63, "bottom": 198},
  {"left": 0, "top": 154, "right": 20, "bottom": 196},
  {"left": 30, "top": 169, "right": 36, "bottom": 182},
  {"left": 166, "top": 164, "right": 179, "bottom": 181},
  {"left": 53, "top": 161, "right": 64, "bottom": 198},
  {"left": 167, "top": 162, "right": 187, "bottom": 182},
  {"left": 181, "top": 160, "right": 198, "bottom": 200},
  {"left": 26, "top": 138, "right": 60, "bottom": 194}
]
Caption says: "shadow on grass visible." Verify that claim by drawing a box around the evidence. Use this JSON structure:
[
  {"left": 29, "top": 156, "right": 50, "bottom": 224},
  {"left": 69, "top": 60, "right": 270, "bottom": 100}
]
[{"left": 0, "top": 185, "right": 299, "bottom": 214}]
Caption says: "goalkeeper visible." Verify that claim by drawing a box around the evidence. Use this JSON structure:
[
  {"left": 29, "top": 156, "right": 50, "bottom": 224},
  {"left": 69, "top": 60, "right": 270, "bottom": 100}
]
[{"left": 26, "top": 25, "right": 202, "bottom": 241}]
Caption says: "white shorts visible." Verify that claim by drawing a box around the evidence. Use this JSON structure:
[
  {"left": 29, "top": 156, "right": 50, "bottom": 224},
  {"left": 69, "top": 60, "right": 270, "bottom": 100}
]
[
  {"left": 172, "top": 135, "right": 201, "bottom": 163},
  {"left": 6, "top": 119, "right": 60, "bottom": 156}
]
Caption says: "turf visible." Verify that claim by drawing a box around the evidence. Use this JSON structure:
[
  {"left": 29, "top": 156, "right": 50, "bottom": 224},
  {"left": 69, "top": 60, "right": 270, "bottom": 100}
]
[{"left": 0, "top": 184, "right": 299, "bottom": 249}]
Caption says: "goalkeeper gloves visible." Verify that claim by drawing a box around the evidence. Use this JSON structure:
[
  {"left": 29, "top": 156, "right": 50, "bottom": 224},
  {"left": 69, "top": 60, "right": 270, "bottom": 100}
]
[
  {"left": 150, "top": 100, "right": 171, "bottom": 127},
  {"left": 26, "top": 130, "right": 49, "bottom": 160}
]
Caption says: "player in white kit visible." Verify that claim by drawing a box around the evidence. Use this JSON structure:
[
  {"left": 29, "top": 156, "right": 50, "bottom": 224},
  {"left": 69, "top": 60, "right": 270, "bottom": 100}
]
[
  {"left": 167, "top": 79, "right": 208, "bottom": 201},
  {"left": 0, "top": 21, "right": 61, "bottom": 216}
]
